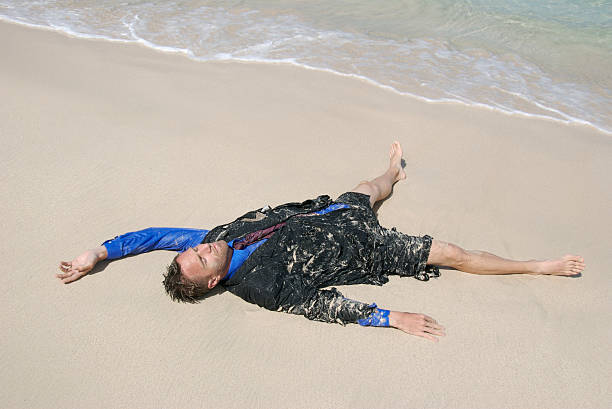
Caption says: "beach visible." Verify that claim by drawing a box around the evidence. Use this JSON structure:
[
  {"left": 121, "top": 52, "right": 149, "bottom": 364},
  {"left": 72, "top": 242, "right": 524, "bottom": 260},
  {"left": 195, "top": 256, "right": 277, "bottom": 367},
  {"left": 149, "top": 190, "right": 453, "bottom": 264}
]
[{"left": 1, "top": 19, "right": 611, "bottom": 409}]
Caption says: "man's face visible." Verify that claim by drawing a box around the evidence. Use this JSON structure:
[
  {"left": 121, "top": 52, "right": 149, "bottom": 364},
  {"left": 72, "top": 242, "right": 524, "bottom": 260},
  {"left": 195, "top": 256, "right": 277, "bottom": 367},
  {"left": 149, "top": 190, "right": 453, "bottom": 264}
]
[{"left": 176, "top": 240, "right": 232, "bottom": 289}]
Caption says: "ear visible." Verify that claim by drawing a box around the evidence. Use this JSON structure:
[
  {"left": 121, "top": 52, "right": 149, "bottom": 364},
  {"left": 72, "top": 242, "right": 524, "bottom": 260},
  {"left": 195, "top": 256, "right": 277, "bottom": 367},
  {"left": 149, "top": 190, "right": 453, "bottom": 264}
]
[{"left": 207, "top": 276, "right": 219, "bottom": 289}]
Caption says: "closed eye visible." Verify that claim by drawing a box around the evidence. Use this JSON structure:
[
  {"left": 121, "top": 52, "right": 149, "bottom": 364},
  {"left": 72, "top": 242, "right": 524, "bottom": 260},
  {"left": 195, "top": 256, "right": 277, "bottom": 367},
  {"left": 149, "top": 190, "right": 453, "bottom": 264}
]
[{"left": 192, "top": 247, "right": 206, "bottom": 268}]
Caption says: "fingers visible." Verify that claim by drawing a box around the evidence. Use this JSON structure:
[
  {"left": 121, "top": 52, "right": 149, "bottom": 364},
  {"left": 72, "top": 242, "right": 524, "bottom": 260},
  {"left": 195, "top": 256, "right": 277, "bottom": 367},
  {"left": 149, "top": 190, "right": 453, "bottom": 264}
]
[
  {"left": 424, "top": 327, "right": 446, "bottom": 337},
  {"left": 417, "top": 332, "right": 439, "bottom": 342},
  {"left": 425, "top": 321, "right": 445, "bottom": 331},
  {"left": 61, "top": 272, "right": 84, "bottom": 284},
  {"left": 423, "top": 315, "right": 440, "bottom": 325},
  {"left": 56, "top": 271, "right": 72, "bottom": 279},
  {"left": 404, "top": 328, "right": 445, "bottom": 342},
  {"left": 422, "top": 315, "right": 445, "bottom": 332},
  {"left": 56, "top": 262, "right": 87, "bottom": 284},
  {"left": 414, "top": 327, "right": 446, "bottom": 342},
  {"left": 412, "top": 313, "right": 446, "bottom": 341},
  {"left": 56, "top": 270, "right": 84, "bottom": 284}
]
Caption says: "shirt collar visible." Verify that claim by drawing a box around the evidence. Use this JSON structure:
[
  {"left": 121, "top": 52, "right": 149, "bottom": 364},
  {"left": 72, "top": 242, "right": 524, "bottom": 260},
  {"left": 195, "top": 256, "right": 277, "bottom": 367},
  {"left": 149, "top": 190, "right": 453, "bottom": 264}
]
[{"left": 223, "top": 239, "right": 268, "bottom": 281}]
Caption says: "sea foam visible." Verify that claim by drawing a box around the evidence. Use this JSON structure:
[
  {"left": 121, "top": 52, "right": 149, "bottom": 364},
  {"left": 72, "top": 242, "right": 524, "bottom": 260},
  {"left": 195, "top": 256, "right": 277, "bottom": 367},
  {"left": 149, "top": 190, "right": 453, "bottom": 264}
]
[{"left": 2, "top": 0, "right": 610, "bottom": 134}]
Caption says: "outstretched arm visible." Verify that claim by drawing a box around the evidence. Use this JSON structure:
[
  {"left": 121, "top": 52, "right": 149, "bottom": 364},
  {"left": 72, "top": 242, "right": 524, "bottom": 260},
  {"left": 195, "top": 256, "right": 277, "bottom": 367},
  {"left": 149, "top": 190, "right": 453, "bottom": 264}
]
[
  {"left": 281, "top": 287, "right": 446, "bottom": 341},
  {"left": 57, "top": 227, "right": 209, "bottom": 284}
]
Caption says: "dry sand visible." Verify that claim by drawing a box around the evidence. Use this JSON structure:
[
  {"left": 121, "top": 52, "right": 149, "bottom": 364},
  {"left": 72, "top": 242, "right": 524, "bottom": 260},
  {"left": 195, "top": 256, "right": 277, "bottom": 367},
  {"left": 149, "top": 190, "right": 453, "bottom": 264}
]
[{"left": 1, "top": 21, "right": 611, "bottom": 409}]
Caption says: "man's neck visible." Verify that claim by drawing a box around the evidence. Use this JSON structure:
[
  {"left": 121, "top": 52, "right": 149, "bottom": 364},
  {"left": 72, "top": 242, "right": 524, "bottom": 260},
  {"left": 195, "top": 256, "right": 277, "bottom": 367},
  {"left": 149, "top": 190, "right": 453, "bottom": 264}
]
[{"left": 222, "top": 247, "right": 234, "bottom": 279}]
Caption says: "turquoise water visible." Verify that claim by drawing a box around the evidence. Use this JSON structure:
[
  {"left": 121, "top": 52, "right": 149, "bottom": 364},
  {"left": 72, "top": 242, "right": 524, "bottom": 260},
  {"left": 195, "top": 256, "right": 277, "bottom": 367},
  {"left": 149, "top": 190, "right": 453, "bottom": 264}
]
[{"left": 1, "top": 0, "right": 610, "bottom": 133}]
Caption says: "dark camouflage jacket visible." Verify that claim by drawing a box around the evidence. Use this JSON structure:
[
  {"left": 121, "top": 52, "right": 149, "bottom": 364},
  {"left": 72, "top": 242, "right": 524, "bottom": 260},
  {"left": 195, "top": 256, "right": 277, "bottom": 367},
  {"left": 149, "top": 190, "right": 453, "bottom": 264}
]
[{"left": 203, "top": 194, "right": 435, "bottom": 325}]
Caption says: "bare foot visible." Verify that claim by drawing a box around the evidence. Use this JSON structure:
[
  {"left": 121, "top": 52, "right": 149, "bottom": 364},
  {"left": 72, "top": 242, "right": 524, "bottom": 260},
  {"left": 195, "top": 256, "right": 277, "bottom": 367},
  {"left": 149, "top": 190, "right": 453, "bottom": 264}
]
[
  {"left": 534, "top": 255, "right": 585, "bottom": 276},
  {"left": 389, "top": 141, "right": 406, "bottom": 183}
]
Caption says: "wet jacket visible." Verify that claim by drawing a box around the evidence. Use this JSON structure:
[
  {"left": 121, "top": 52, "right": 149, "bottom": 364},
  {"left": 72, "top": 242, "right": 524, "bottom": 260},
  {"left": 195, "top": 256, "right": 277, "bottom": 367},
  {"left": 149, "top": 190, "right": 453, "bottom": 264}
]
[{"left": 203, "top": 193, "right": 437, "bottom": 325}]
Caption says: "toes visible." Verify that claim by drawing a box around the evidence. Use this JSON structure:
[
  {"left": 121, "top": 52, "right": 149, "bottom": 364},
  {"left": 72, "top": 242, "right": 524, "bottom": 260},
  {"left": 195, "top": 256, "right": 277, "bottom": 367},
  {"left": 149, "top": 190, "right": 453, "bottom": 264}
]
[
  {"left": 564, "top": 254, "right": 584, "bottom": 262},
  {"left": 389, "top": 141, "right": 402, "bottom": 158},
  {"left": 569, "top": 260, "right": 585, "bottom": 272},
  {"left": 394, "top": 142, "right": 402, "bottom": 156},
  {"left": 565, "top": 263, "right": 584, "bottom": 274}
]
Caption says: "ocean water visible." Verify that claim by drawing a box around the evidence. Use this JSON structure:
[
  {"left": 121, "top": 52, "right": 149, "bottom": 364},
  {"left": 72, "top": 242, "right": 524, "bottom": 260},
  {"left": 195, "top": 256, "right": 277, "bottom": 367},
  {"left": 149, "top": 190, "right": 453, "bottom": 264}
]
[{"left": 2, "top": 0, "right": 611, "bottom": 134}]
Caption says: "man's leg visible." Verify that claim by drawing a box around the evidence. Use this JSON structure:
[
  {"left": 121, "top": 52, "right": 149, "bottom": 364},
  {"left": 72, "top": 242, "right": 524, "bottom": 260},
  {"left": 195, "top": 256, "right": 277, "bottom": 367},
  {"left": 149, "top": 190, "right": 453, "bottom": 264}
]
[
  {"left": 426, "top": 240, "right": 586, "bottom": 276},
  {"left": 351, "top": 141, "right": 406, "bottom": 208},
  {"left": 351, "top": 141, "right": 585, "bottom": 277}
]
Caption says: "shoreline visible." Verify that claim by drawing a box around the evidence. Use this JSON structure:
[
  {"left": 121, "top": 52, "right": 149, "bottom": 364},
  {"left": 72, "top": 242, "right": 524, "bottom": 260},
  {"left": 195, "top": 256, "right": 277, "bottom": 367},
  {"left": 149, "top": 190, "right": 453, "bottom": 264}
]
[
  {"left": 2, "top": 20, "right": 610, "bottom": 409},
  {"left": 1, "top": 16, "right": 609, "bottom": 136}
]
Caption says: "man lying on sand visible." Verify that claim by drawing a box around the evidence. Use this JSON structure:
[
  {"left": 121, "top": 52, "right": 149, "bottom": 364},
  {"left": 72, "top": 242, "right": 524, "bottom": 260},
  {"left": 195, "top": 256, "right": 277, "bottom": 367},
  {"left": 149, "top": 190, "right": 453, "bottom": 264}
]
[{"left": 57, "top": 142, "right": 585, "bottom": 341}]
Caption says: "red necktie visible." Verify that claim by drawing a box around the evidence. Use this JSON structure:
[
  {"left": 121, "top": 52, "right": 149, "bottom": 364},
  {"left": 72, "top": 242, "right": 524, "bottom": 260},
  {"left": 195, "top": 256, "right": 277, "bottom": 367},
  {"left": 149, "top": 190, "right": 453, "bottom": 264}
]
[{"left": 232, "top": 222, "right": 287, "bottom": 250}]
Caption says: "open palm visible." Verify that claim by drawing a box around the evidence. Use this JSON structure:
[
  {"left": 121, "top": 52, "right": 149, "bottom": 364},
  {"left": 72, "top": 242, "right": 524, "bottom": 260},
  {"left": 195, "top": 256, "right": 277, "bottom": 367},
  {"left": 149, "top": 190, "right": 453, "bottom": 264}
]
[{"left": 57, "top": 250, "right": 99, "bottom": 283}]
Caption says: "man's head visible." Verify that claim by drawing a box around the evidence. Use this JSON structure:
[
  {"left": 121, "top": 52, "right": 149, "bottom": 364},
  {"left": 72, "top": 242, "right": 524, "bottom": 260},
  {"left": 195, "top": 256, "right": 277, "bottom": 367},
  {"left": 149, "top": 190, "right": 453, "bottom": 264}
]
[{"left": 163, "top": 241, "right": 232, "bottom": 303}]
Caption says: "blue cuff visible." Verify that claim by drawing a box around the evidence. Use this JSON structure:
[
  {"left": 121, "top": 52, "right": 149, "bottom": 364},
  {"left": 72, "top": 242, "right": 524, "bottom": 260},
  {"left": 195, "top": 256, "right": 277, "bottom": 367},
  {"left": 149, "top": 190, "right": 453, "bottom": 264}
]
[
  {"left": 358, "top": 303, "right": 390, "bottom": 327},
  {"left": 102, "top": 239, "right": 123, "bottom": 260}
]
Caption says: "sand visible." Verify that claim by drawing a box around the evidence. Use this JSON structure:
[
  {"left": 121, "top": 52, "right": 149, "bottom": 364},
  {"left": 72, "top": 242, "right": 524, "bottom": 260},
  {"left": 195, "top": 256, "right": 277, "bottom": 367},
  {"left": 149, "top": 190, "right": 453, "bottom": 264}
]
[{"left": 1, "top": 21, "right": 611, "bottom": 409}]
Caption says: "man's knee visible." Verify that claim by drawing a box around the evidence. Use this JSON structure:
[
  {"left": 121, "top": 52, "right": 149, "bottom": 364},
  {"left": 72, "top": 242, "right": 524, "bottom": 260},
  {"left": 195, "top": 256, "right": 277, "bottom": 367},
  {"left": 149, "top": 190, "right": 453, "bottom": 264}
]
[
  {"left": 427, "top": 240, "right": 469, "bottom": 267},
  {"left": 351, "top": 181, "right": 380, "bottom": 205}
]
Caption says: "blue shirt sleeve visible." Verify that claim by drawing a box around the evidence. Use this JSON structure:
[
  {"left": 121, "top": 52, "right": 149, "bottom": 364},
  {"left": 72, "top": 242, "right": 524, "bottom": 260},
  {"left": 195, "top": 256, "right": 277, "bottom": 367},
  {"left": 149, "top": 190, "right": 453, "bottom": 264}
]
[{"left": 101, "top": 227, "right": 209, "bottom": 260}]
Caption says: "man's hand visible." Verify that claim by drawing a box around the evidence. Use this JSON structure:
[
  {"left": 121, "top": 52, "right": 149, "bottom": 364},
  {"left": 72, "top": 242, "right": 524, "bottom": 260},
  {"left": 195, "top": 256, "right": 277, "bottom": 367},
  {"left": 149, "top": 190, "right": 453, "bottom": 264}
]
[
  {"left": 57, "top": 246, "right": 108, "bottom": 284},
  {"left": 389, "top": 311, "right": 446, "bottom": 342}
]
